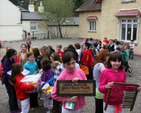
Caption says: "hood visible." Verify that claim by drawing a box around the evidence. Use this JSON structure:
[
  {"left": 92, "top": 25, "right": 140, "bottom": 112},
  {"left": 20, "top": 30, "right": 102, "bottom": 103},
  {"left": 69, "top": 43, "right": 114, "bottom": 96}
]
[{"left": 26, "top": 60, "right": 36, "bottom": 65}]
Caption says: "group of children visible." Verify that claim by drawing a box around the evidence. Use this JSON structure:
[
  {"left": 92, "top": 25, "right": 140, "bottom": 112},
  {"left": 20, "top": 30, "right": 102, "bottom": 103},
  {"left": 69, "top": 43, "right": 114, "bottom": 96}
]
[{"left": 0, "top": 38, "right": 140, "bottom": 113}]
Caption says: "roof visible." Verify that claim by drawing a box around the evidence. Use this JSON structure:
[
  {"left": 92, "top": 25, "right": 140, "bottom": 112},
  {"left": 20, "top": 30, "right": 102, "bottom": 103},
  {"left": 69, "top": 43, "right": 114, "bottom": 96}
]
[
  {"left": 17, "top": 6, "right": 29, "bottom": 12},
  {"left": 48, "top": 17, "right": 79, "bottom": 26},
  {"left": 114, "top": 9, "right": 141, "bottom": 17},
  {"left": 22, "top": 12, "right": 43, "bottom": 21},
  {"left": 75, "top": 0, "right": 101, "bottom": 13},
  {"left": 86, "top": 16, "right": 98, "bottom": 20}
]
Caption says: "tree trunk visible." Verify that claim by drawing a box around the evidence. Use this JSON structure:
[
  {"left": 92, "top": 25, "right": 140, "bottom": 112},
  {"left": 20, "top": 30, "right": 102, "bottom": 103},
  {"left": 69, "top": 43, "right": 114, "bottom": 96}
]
[{"left": 58, "top": 25, "right": 63, "bottom": 38}]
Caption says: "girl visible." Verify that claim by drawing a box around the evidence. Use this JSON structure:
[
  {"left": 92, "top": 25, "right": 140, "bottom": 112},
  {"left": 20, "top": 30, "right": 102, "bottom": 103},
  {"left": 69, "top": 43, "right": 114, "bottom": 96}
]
[
  {"left": 99, "top": 52, "right": 141, "bottom": 113},
  {"left": 24, "top": 52, "right": 40, "bottom": 110},
  {"left": 10, "top": 63, "right": 38, "bottom": 113},
  {"left": 93, "top": 49, "right": 109, "bottom": 113},
  {"left": 41, "top": 58, "right": 54, "bottom": 113},
  {"left": 17, "top": 44, "right": 28, "bottom": 66},
  {"left": 24, "top": 52, "right": 40, "bottom": 75},
  {"left": 51, "top": 51, "right": 87, "bottom": 113},
  {"left": 50, "top": 52, "right": 61, "bottom": 63},
  {"left": 2, "top": 49, "right": 20, "bottom": 113}
]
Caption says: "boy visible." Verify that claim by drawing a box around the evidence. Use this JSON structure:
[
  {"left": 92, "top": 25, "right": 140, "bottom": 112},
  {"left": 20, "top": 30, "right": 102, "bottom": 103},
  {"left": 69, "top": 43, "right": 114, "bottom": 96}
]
[
  {"left": 108, "top": 39, "right": 114, "bottom": 52},
  {"left": 80, "top": 43, "right": 93, "bottom": 80},
  {"left": 56, "top": 44, "right": 64, "bottom": 61},
  {"left": 129, "top": 40, "right": 134, "bottom": 59}
]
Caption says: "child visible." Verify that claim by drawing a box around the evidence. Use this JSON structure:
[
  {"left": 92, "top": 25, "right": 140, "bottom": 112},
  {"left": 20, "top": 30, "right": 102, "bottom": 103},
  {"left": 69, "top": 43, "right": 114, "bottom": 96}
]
[
  {"left": 56, "top": 43, "right": 64, "bottom": 61},
  {"left": 129, "top": 40, "right": 134, "bottom": 59},
  {"left": 80, "top": 43, "right": 93, "bottom": 80},
  {"left": 24, "top": 52, "right": 40, "bottom": 75},
  {"left": 51, "top": 51, "right": 87, "bottom": 113},
  {"left": 108, "top": 39, "right": 114, "bottom": 52},
  {"left": 99, "top": 52, "right": 141, "bottom": 113},
  {"left": 41, "top": 58, "right": 54, "bottom": 113},
  {"left": 10, "top": 63, "right": 38, "bottom": 113},
  {"left": 2, "top": 49, "right": 20, "bottom": 113},
  {"left": 74, "top": 43, "right": 81, "bottom": 63},
  {"left": 50, "top": 52, "right": 61, "bottom": 63},
  {"left": 24, "top": 52, "right": 40, "bottom": 110}
]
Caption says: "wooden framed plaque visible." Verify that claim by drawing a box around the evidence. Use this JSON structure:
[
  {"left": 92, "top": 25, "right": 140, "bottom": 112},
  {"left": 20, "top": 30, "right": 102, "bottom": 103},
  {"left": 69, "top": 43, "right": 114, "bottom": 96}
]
[
  {"left": 57, "top": 80, "right": 96, "bottom": 96},
  {"left": 104, "top": 82, "right": 140, "bottom": 111}
]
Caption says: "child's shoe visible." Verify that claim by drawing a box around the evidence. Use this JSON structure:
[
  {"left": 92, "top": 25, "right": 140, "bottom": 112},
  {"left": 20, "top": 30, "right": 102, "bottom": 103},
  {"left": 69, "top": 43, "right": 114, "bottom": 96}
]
[
  {"left": 15, "top": 108, "right": 21, "bottom": 112},
  {"left": 30, "top": 107, "right": 35, "bottom": 111},
  {"left": 10, "top": 110, "right": 17, "bottom": 113}
]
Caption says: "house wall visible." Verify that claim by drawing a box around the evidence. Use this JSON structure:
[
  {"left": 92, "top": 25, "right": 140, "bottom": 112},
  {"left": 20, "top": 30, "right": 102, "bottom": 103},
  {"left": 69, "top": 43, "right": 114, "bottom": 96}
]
[
  {"left": 0, "top": 0, "right": 21, "bottom": 25},
  {"left": 79, "top": 12, "right": 101, "bottom": 39},
  {"left": 61, "top": 26, "right": 79, "bottom": 38},
  {"left": 101, "top": 0, "right": 141, "bottom": 54},
  {"left": 0, "top": 0, "right": 22, "bottom": 41},
  {"left": 0, "top": 25, "right": 22, "bottom": 41}
]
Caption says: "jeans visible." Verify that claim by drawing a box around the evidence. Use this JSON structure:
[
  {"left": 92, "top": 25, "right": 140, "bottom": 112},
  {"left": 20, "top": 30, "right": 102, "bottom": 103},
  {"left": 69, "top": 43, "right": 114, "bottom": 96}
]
[
  {"left": 129, "top": 50, "right": 134, "bottom": 59},
  {"left": 27, "top": 43, "right": 30, "bottom": 52},
  {"left": 5, "top": 83, "right": 19, "bottom": 111}
]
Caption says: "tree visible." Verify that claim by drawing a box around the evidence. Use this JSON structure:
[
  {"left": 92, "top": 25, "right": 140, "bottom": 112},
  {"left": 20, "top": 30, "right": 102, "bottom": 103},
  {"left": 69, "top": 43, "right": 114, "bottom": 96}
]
[{"left": 40, "top": 0, "right": 75, "bottom": 38}]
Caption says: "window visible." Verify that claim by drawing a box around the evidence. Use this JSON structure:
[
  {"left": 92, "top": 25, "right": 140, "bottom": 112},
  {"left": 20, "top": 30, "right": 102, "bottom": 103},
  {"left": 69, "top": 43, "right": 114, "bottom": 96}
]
[
  {"left": 122, "top": 0, "right": 136, "bottom": 3},
  {"left": 30, "top": 22, "right": 37, "bottom": 31},
  {"left": 88, "top": 21, "right": 96, "bottom": 32},
  {"left": 120, "top": 19, "right": 137, "bottom": 42}
]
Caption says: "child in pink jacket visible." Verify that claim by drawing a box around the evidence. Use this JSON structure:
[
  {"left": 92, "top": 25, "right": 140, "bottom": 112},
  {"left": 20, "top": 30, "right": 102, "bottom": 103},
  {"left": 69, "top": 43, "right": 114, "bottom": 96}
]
[
  {"left": 51, "top": 51, "right": 87, "bottom": 113},
  {"left": 99, "top": 52, "right": 141, "bottom": 113}
]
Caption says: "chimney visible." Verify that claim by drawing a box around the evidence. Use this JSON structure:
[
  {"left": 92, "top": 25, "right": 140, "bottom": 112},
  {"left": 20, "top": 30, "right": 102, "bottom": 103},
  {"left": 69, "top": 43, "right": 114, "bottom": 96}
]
[
  {"left": 28, "top": 0, "right": 34, "bottom": 12},
  {"left": 38, "top": 1, "right": 44, "bottom": 13}
]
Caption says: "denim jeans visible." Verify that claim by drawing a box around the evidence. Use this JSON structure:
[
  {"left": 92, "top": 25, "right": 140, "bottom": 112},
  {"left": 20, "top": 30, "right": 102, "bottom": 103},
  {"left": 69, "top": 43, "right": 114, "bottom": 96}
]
[
  {"left": 129, "top": 50, "right": 134, "bottom": 59},
  {"left": 27, "top": 43, "right": 30, "bottom": 52},
  {"left": 5, "top": 83, "right": 19, "bottom": 111}
]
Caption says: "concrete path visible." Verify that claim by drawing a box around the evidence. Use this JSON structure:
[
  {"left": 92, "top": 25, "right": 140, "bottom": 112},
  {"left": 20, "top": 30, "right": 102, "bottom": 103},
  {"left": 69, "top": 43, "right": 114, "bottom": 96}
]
[{"left": 0, "top": 39, "right": 141, "bottom": 113}]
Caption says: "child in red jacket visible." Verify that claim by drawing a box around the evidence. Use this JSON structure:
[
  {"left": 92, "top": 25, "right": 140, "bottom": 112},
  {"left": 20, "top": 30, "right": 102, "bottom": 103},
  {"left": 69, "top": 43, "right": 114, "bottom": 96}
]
[
  {"left": 10, "top": 63, "right": 37, "bottom": 113},
  {"left": 80, "top": 43, "right": 93, "bottom": 80}
]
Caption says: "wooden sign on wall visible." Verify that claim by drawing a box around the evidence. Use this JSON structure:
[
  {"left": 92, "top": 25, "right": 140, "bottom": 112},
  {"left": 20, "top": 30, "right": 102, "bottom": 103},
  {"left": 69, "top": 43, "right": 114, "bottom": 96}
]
[{"left": 57, "top": 80, "right": 96, "bottom": 96}]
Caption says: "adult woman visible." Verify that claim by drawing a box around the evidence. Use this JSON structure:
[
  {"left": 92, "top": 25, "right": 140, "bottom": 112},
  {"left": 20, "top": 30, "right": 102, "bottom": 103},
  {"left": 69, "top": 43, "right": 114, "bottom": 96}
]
[
  {"left": 17, "top": 44, "right": 28, "bottom": 66},
  {"left": 26, "top": 32, "right": 31, "bottom": 52},
  {"left": 93, "top": 49, "right": 109, "bottom": 113},
  {"left": 2, "top": 49, "right": 20, "bottom": 113}
]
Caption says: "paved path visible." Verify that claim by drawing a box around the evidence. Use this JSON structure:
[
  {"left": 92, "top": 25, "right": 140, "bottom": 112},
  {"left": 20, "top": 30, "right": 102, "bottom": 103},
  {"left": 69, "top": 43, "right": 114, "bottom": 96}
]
[{"left": 0, "top": 39, "right": 141, "bottom": 113}]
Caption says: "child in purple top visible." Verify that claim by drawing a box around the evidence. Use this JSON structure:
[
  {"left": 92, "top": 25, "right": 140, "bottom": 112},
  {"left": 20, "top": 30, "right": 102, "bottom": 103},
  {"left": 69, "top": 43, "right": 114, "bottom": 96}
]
[{"left": 41, "top": 58, "right": 54, "bottom": 113}]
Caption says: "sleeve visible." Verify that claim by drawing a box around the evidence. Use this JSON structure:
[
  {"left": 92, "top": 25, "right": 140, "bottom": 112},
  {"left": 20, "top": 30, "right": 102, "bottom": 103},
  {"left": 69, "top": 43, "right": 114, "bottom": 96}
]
[
  {"left": 3, "top": 60, "right": 11, "bottom": 80},
  {"left": 36, "top": 63, "right": 40, "bottom": 72},
  {"left": 99, "top": 71, "right": 108, "bottom": 93},
  {"left": 15, "top": 56, "right": 20, "bottom": 63},
  {"left": 51, "top": 76, "right": 67, "bottom": 103},
  {"left": 23, "top": 63, "right": 28, "bottom": 70},
  {"left": 15, "top": 78, "right": 34, "bottom": 91}
]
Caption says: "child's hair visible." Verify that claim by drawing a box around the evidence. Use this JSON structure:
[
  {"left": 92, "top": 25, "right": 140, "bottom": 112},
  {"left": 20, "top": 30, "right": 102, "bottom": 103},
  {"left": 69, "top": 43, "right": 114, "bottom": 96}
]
[
  {"left": 6, "top": 46, "right": 13, "bottom": 51},
  {"left": 106, "top": 52, "right": 124, "bottom": 69},
  {"left": 27, "top": 52, "right": 33, "bottom": 58},
  {"left": 124, "top": 43, "right": 130, "bottom": 49},
  {"left": 84, "top": 43, "right": 90, "bottom": 49},
  {"left": 68, "top": 44, "right": 76, "bottom": 52},
  {"left": 21, "top": 44, "right": 27, "bottom": 49},
  {"left": 93, "top": 43, "right": 98, "bottom": 48},
  {"left": 56, "top": 43, "right": 62, "bottom": 49},
  {"left": 131, "top": 40, "right": 134, "bottom": 42},
  {"left": 50, "top": 52, "right": 61, "bottom": 62},
  {"left": 51, "top": 61, "right": 60, "bottom": 71},
  {"left": 6, "top": 49, "right": 17, "bottom": 58},
  {"left": 116, "top": 47, "right": 121, "bottom": 51},
  {"left": 90, "top": 38, "right": 93, "bottom": 41},
  {"left": 62, "top": 51, "right": 76, "bottom": 64},
  {"left": 10, "top": 63, "right": 23, "bottom": 84},
  {"left": 40, "top": 46, "right": 50, "bottom": 58},
  {"left": 32, "top": 48, "right": 40, "bottom": 60},
  {"left": 41, "top": 58, "right": 52, "bottom": 71},
  {"left": 94, "top": 49, "right": 110, "bottom": 65},
  {"left": 74, "top": 43, "right": 80, "bottom": 49},
  {"left": 63, "top": 47, "right": 67, "bottom": 51}
]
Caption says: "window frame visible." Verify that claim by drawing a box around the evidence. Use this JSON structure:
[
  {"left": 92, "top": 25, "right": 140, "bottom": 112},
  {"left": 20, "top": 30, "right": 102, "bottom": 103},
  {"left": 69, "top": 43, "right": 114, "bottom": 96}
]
[
  {"left": 30, "top": 22, "right": 38, "bottom": 32},
  {"left": 119, "top": 18, "right": 137, "bottom": 43},
  {"left": 88, "top": 20, "right": 97, "bottom": 32}
]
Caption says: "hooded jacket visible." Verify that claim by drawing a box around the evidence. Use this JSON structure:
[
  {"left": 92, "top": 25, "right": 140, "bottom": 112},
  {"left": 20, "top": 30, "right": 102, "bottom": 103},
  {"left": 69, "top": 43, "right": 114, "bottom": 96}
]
[
  {"left": 51, "top": 68, "right": 87, "bottom": 110},
  {"left": 80, "top": 49, "right": 93, "bottom": 67},
  {"left": 99, "top": 68, "right": 126, "bottom": 106},
  {"left": 24, "top": 60, "right": 39, "bottom": 75}
]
